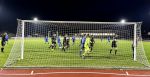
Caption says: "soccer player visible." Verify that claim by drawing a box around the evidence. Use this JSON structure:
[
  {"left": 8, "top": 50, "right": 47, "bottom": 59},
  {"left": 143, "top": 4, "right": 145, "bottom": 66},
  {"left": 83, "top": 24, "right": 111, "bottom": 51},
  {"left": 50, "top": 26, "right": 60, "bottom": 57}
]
[
  {"left": 44, "top": 36, "right": 49, "bottom": 44},
  {"left": 107, "top": 36, "right": 111, "bottom": 43},
  {"left": 89, "top": 35, "right": 95, "bottom": 52},
  {"left": 72, "top": 35, "right": 76, "bottom": 45},
  {"left": 49, "top": 35, "right": 56, "bottom": 51},
  {"left": 57, "top": 36, "right": 62, "bottom": 48},
  {"left": 62, "top": 36, "right": 67, "bottom": 52},
  {"left": 66, "top": 35, "right": 70, "bottom": 49},
  {"left": 79, "top": 34, "right": 86, "bottom": 57},
  {"left": 100, "top": 36, "right": 103, "bottom": 42},
  {"left": 82, "top": 34, "right": 90, "bottom": 59},
  {"left": 1, "top": 32, "right": 7, "bottom": 52},
  {"left": 5, "top": 33, "right": 9, "bottom": 44},
  {"left": 110, "top": 38, "right": 117, "bottom": 55}
]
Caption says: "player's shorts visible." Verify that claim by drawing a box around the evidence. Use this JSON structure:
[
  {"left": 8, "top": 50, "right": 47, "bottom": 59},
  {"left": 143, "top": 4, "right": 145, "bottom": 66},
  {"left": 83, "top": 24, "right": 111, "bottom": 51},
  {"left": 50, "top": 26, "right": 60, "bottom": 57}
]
[
  {"left": 58, "top": 42, "right": 61, "bottom": 44},
  {"left": 67, "top": 41, "right": 69, "bottom": 43},
  {"left": 52, "top": 42, "right": 56, "bottom": 44},
  {"left": 90, "top": 43, "right": 94, "bottom": 47},
  {"left": 45, "top": 39, "right": 48, "bottom": 42},
  {"left": 81, "top": 43, "right": 84, "bottom": 49},
  {"left": 5, "top": 39, "right": 8, "bottom": 41},
  {"left": 1, "top": 41, "right": 6, "bottom": 46},
  {"left": 85, "top": 46, "right": 90, "bottom": 51},
  {"left": 72, "top": 39, "right": 75, "bottom": 42},
  {"left": 111, "top": 44, "right": 117, "bottom": 48},
  {"left": 63, "top": 42, "right": 67, "bottom": 46},
  {"left": 66, "top": 42, "right": 69, "bottom": 45},
  {"left": 51, "top": 44, "right": 54, "bottom": 46}
]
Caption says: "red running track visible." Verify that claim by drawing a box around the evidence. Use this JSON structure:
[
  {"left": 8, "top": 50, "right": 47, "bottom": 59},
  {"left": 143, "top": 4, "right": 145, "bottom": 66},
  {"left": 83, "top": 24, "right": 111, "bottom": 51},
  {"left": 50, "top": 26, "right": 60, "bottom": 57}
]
[{"left": 0, "top": 68, "right": 150, "bottom": 77}]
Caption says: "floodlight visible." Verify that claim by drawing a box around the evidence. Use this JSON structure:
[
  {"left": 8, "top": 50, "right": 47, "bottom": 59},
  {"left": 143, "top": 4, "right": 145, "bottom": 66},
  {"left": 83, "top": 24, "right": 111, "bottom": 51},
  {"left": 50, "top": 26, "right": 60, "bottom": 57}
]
[{"left": 33, "top": 17, "right": 38, "bottom": 21}]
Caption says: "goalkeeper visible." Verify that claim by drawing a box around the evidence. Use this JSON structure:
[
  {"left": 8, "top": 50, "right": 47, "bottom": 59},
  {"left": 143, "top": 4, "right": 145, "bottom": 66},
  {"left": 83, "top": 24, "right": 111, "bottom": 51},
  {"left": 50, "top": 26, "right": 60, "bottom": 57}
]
[
  {"left": 49, "top": 35, "right": 56, "bottom": 51},
  {"left": 1, "top": 32, "right": 6, "bottom": 52},
  {"left": 89, "top": 35, "right": 95, "bottom": 52},
  {"left": 110, "top": 38, "right": 117, "bottom": 55},
  {"left": 82, "top": 34, "right": 90, "bottom": 59}
]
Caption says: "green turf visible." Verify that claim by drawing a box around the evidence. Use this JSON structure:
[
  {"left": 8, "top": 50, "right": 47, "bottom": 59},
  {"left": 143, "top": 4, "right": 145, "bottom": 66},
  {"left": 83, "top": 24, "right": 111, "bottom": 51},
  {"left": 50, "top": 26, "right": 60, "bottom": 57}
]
[
  {"left": 0, "top": 39, "right": 14, "bottom": 67},
  {"left": 143, "top": 41, "right": 150, "bottom": 62},
  {"left": 1, "top": 38, "right": 150, "bottom": 68}
]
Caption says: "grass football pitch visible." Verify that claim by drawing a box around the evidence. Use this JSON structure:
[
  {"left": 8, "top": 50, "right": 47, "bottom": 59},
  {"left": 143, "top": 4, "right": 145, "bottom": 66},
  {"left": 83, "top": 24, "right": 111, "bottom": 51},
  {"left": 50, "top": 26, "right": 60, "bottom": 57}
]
[{"left": 0, "top": 38, "right": 150, "bottom": 68}]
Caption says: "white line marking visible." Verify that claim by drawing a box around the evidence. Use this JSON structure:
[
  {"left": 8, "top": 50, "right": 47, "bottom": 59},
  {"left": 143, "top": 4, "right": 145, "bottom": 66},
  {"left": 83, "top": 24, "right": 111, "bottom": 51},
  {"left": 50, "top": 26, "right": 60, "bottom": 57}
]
[
  {"left": 0, "top": 68, "right": 3, "bottom": 71},
  {"left": 0, "top": 72, "right": 150, "bottom": 76},
  {"left": 31, "top": 71, "right": 34, "bottom": 75},
  {"left": 35, "top": 72, "right": 126, "bottom": 75},
  {"left": 126, "top": 71, "right": 129, "bottom": 75}
]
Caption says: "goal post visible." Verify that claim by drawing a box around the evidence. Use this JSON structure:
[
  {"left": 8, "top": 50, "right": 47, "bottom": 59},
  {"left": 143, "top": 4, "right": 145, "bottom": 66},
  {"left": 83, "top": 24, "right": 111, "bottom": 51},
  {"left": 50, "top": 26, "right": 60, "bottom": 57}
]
[
  {"left": 48, "top": 31, "right": 51, "bottom": 38},
  {"left": 21, "top": 20, "right": 24, "bottom": 60},
  {"left": 133, "top": 23, "right": 137, "bottom": 61},
  {"left": 4, "top": 19, "right": 149, "bottom": 68}
]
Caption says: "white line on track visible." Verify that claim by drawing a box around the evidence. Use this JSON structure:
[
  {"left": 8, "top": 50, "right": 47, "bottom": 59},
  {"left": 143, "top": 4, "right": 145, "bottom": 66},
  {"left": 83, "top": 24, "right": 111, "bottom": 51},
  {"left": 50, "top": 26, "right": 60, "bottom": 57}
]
[
  {"left": 126, "top": 71, "right": 129, "bottom": 75},
  {"left": 0, "top": 71, "right": 150, "bottom": 76},
  {"left": 31, "top": 71, "right": 34, "bottom": 75},
  {"left": 0, "top": 68, "right": 3, "bottom": 71}
]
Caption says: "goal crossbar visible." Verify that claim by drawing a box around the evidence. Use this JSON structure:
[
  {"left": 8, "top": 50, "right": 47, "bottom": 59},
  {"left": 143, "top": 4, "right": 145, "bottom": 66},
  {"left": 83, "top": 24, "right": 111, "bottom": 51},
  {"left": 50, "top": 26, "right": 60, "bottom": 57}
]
[{"left": 22, "top": 20, "right": 139, "bottom": 25}]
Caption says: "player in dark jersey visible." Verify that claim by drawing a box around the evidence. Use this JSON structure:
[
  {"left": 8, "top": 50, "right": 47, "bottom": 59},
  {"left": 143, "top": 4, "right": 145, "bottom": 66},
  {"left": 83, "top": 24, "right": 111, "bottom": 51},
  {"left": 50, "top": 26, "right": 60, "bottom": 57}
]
[
  {"left": 89, "top": 35, "right": 95, "bottom": 52},
  {"left": 66, "top": 35, "right": 70, "bottom": 49},
  {"left": 1, "top": 33, "right": 7, "bottom": 52},
  {"left": 110, "top": 38, "right": 117, "bottom": 55},
  {"left": 62, "top": 36, "right": 67, "bottom": 52},
  {"left": 49, "top": 35, "right": 56, "bottom": 51}
]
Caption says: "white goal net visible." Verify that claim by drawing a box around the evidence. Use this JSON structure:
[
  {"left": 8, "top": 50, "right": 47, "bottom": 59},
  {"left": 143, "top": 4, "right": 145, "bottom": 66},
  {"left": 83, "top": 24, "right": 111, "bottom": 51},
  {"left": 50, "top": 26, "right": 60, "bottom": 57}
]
[{"left": 4, "top": 19, "right": 149, "bottom": 68}]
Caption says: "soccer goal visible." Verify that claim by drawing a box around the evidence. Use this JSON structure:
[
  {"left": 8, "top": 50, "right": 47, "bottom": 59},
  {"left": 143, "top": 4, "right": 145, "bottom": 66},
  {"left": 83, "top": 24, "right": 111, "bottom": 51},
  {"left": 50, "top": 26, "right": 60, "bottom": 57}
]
[{"left": 4, "top": 19, "right": 149, "bottom": 68}]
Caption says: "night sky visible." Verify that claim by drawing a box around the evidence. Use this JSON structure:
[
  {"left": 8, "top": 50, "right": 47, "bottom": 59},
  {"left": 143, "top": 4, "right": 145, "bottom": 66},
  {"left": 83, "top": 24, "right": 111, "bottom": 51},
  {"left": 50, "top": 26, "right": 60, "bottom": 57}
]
[{"left": 0, "top": 0, "right": 150, "bottom": 34}]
